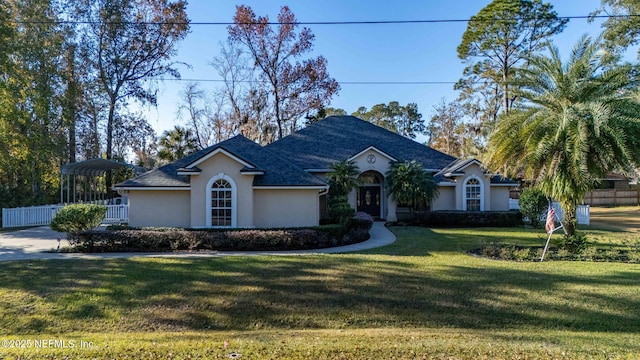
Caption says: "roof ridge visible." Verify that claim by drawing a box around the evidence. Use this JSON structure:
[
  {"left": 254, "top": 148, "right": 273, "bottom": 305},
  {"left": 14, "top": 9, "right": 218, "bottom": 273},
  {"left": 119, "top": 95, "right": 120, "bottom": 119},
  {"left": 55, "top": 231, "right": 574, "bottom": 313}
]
[
  {"left": 257, "top": 143, "right": 327, "bottom": 184},
  {"left": 322, "top": 116, "right": 460, "bottom": 160}
]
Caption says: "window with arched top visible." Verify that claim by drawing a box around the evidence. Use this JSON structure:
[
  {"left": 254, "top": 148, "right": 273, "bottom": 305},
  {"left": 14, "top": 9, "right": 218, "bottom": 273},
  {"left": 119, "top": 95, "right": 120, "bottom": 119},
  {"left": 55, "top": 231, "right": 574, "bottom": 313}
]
[
  {"left": 464, "top": 177, "right": 482, "bottom": 211},
  {"left": 206, "top": 174, "right": 237, "bottom": 227}
]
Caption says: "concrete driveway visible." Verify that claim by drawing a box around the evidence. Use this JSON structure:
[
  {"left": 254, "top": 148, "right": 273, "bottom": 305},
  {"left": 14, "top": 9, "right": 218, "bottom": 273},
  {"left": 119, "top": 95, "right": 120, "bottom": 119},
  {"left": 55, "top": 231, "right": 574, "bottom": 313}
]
[
  {"left": 0, "top": 222, "right": 396, "bottom": 261},
  {"left": 0, "top": 227, "right": 69, "bottom": 260}
]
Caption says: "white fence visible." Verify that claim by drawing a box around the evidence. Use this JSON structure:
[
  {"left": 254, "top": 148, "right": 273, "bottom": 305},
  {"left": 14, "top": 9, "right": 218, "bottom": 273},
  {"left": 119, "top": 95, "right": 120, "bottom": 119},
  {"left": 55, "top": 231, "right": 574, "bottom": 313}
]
[
  {"left": 2, "top": 204, "right": 128, "bottom": 228},
  {"left": 509, "top": 199, "right": 590, "bottom": 225}
]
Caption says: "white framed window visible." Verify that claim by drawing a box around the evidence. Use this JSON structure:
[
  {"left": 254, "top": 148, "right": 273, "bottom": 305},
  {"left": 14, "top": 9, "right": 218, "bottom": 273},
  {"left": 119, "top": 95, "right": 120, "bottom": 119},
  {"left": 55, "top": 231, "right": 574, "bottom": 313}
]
[
  {"left": 464, "top": 177, "right": 483, "bottom": 211},
  {"left": 206, "top": 174, "right": 237, "bottom": 227}
]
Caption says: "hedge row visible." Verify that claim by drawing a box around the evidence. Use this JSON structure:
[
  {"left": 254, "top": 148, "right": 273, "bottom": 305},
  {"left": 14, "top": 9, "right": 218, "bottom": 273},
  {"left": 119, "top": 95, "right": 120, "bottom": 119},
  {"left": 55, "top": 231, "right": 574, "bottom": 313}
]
[
  {"left": 410, "top": 210, "right": 523, "bottom": 227},
  {"left": 70, "top": 222, "right": 372, "bottom": 253}
]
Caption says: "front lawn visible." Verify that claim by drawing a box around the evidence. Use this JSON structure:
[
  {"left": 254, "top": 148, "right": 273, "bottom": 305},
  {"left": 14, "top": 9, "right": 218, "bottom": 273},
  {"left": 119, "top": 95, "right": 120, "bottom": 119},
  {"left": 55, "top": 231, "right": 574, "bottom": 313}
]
[{"left": 1, "top": 208, "right": 639, "bottom": 359}]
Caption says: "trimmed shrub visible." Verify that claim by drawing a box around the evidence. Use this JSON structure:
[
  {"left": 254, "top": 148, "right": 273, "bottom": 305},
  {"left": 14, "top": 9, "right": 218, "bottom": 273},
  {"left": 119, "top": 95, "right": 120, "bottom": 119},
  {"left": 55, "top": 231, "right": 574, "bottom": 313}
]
[
  {"left": 50, "top": 204, "right": 107, "bottom": 236},
  {"left": 69, "top": 223, "right": 369, "bottom": 253},
  {"left": 328, "top": 195, "right": 355, "bottom": 225},
  {"left": 413, "top": 211, "right": 523, "bottom": 227},
  {"left": 518, "top": 188, "right": 548, "bottom": 227},
  {"left": 350, "top": 212, "right": 374, "bottom": 230}
]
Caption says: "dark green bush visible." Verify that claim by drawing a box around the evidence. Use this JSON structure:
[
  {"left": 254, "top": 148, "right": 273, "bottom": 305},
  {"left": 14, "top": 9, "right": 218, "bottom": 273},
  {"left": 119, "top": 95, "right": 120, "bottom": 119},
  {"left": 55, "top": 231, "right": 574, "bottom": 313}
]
[
  {"left": 555, "top": 232, "right": 590, "bottom": 254},
  {"left": 50, "top": 204, "right": 107, "bottom": 236},
  {"left": 413, "top": 211, "right": 523, "bottom": 227},
  {"left": 70, "top": 223, "right": 369, "bottom": 253},
  {"left": 328, "top": 195, "right": 356, "bottom": 225},
  {"left": 518, "top": 188, "right": 549, "bottom": 227}
]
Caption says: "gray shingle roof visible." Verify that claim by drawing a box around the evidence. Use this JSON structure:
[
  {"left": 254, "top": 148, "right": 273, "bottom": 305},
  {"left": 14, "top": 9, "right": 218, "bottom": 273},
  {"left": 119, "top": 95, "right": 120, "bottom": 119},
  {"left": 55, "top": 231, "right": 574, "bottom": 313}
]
[
  {"left": 115, "top": 135, "right": 326, "bottom": 188},
  {"left": 266, "top": 115, "right": 457, "bottom": 170},
  {"left": 433, "top": 158, "right": 519, "bottom": 185},
  {"left": 115, "top": 116, "right": 516, "bottom": 189}
]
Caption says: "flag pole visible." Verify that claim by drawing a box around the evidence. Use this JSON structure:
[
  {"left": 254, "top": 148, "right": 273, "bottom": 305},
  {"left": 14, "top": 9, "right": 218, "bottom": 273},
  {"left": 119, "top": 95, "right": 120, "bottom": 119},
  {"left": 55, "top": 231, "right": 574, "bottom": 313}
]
[
  {"left": 540, "top": 231, "right": 553, "bottom": 261},
  {"left": 541, "top": 200, "right": 555, "bottom": 262}
]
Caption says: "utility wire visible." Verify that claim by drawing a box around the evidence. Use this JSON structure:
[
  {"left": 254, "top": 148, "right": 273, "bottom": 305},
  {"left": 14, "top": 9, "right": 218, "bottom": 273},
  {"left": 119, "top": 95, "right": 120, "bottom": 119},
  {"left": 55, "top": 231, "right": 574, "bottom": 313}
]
[
  {"left": 158, "top": 78, "right": 457, "bottom": 85},
  {"left": 4, "top": 14, "right": 637, "bottom": 26}
]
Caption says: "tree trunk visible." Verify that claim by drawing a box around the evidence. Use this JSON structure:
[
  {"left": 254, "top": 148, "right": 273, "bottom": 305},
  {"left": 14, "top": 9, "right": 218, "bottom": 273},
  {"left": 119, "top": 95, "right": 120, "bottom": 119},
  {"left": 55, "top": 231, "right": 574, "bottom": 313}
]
[
  {"left": 105, "top": 97, "right": 116, "bottom": 196},
  {"left": 560, "top": 200, "right": 577, "bottom": 237},
  {"left": 64, "top": 45, "right": 77, "bottom": 164},
  {"left": 502, "top": 60, "right": 509, "bottom": 114}
]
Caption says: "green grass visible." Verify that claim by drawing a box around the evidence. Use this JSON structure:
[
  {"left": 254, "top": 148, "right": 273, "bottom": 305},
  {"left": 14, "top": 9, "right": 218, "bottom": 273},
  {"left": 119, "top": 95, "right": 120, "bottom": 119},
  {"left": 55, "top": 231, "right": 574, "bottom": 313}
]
[{"left": 1, "top": 216, "right": 639, "bottom": 359}]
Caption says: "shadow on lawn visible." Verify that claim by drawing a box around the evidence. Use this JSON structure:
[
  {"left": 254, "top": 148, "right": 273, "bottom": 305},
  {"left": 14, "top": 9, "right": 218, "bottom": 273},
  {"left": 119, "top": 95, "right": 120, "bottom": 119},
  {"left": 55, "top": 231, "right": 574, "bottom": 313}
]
[{"left": 0, "top": 256, "right": 639, "bottom": 334}]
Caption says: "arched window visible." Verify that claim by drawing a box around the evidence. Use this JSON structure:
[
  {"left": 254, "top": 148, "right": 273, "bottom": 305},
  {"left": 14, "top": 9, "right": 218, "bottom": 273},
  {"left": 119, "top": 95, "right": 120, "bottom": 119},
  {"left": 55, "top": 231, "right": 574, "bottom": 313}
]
[
  {"left": 464, "top": 177, "right": 482, "bottom": 211},
  {"left": 206, "top": 174, "right": 237, "bottom": 227}
]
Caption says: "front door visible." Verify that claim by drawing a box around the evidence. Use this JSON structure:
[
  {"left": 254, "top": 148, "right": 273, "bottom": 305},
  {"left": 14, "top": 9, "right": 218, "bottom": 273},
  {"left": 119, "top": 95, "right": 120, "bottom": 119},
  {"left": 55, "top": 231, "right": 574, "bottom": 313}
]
[{"left": 358, "top": 186, "right": 381, "bottom": 217}]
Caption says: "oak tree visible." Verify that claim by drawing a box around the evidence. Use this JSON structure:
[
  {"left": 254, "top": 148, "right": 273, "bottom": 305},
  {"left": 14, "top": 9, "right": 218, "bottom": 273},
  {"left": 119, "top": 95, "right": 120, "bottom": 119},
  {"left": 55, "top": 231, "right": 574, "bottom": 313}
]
[
  {"left": 427, "top": 99, "right": 464, "bottom": 157},
  {"left": 352, "top": 101, "right": 426, "bottom": 139},
  {"left": 77, "top": 0, "right": 189, "bottom": 189},
  {"left": 594, "top": 0, "right": 640, "bottom": 58},
  {"left": 228, "top": 5, "right": 339, "bottom": 141}
]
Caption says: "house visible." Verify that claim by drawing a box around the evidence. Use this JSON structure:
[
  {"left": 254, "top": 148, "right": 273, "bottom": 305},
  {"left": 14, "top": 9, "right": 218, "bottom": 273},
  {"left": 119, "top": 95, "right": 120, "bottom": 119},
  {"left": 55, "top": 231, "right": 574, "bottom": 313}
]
[
  {"left": 595, "top": 172, "right": 632, "bottom": 190},
  {"left": 114, "top": 116, "right": 518, "bottom": 228}
]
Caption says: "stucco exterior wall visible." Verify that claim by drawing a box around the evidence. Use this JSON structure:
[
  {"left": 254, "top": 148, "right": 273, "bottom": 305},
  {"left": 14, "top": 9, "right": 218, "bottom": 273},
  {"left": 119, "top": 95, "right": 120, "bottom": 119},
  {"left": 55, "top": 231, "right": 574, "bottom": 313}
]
[
  {"left": 253, "top": 189, "right": 319, "bottom": 228},
  {"left": 127, "top": 190, "right": 190, "bottom": 227},
  {"left": 351, "top": 148, "right": 395, "bottom": 176},
  {"left": 454, "top": 164, "right": 492, "bottom": 211},
  {"left": 432, "top": 186, "right": 455, "bottom": 211},
  {"left": 350, "top": 148, "right": 397, "bottom": 220},
  {"left": 490, "top": 187, "right": 511, "bottom": 211},
  {"left": 188, "top": 152, "right": 255, "bottom": 228}
]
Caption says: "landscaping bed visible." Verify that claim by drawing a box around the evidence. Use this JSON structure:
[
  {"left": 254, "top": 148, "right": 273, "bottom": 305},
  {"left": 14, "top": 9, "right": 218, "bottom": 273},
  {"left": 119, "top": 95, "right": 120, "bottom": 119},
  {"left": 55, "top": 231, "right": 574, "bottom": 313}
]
[
  {"left": 66, "top": 217, "right": 374, "bottom": 253},
  {"left": 470, "top": 243, "right": 640, "bottom": 263}
]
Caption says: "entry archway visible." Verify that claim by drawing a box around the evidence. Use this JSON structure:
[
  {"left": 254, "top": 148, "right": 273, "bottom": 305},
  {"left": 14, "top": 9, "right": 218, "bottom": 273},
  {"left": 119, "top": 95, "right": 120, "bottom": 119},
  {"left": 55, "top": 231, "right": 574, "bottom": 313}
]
[{"left": 357, "top": 170, "right": 384, "bottom": 219}]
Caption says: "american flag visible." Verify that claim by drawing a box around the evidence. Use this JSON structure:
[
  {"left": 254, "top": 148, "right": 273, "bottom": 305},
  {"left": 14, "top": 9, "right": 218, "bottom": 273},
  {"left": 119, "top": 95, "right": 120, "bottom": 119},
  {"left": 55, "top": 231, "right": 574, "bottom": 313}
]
[{"left": 545, "top": 206, "right": 556, "bottom": 234}]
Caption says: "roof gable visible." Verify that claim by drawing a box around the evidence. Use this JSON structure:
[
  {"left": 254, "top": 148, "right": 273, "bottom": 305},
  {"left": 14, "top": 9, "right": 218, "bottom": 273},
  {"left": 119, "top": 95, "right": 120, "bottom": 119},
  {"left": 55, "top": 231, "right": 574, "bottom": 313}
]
[
  {"left": 434, "top": 158, "right": 519, "bottom": 186},
  {"left": 436, "top": 159, "right": 485, "bottom": 177},
  {"left": 348, "top": 146, "right": 398, "bottom": 163},
  {"left": 115, "top": 135, "right": 326, "bottom": 189},
  {"left": 185, "top": 147, "right": 256, "bottom": 169}
]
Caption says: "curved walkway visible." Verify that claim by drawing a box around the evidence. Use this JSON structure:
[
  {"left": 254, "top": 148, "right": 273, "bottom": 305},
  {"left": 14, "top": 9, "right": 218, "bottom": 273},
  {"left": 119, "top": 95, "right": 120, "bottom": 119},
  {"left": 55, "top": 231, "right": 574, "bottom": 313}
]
[{"left": 0, "top": 222, "right": 395, "bottom": 261}]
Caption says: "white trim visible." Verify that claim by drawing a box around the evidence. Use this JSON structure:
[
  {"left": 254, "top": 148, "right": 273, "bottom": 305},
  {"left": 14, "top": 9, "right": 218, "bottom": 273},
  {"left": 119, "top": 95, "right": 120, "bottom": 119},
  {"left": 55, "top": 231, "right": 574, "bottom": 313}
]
[
  {"left": 113, "top": 187, "right": 190, "bottom": 191},
  {"left": 436, "top": 182, "right": 457, "bottom": 187},
  {"left": 357, "top": 170, "right": 385, "bottom": 219},
  {"left": 205, "top": 173, "right": 237, "bottom": 228},
  {"left": 177, "top": 172, "right": 200, "bottom": 176},
  {"left": 348, "top": 146, "right": 397, "bottom": 163},
  {"left": 253, "top": 185, "right": 328, "bottom": 190},
  {"left": 241, "top": 171, "right": 265, "bottom": 175},
  {"left": 463, "top": 175, "right": 484, "bottom": 211},
  {"left": 445, "top": 159, "right": 484, "bottom": 174},
  {"left": 186, "top": 148, "right": 255, "bottom": 169}
]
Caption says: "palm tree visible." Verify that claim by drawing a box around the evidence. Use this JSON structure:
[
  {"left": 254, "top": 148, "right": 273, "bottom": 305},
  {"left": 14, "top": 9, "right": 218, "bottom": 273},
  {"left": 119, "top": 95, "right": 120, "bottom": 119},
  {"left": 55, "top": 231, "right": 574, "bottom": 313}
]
[
  {"left": 327, "top": 160, "right": 360, "bottom": 197},
  {"left": 385, "top": 160, "right": 438, "bottom": 214},
  {"left": 157, "top": 126, "right": 199, "bottom": 163},
  {"left": 487, "top": 35, "right": 640, "bottom": 236}
]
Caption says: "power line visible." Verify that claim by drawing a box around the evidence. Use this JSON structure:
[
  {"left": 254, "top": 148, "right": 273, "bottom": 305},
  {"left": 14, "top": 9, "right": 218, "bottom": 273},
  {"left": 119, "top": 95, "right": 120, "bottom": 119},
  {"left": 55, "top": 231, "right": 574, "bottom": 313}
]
[
  {"left": 5, "top": 14, "right": 638, "bottom": 26},
  {"left": 158, "top": 78, "right": 457, "bottom": 85}
]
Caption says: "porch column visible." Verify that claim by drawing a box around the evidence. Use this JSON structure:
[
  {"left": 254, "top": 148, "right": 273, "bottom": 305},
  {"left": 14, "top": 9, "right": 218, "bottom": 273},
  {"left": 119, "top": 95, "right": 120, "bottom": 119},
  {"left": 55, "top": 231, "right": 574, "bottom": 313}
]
[{"left": 386, "top": 194, "right": 397, "bottom": 222}]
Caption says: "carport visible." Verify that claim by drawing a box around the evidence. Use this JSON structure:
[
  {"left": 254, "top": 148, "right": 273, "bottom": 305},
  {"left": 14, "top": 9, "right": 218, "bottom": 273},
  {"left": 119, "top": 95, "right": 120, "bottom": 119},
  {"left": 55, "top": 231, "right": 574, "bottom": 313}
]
[{"left": 60, "top": 158, "right": 146, "bottom": 204}]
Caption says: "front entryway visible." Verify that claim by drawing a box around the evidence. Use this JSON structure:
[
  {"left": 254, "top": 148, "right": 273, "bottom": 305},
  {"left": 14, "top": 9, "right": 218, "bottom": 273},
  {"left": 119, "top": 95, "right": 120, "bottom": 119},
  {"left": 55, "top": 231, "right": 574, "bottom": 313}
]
[{"left": 358, "top": 186, "right": 381, "bottom": 217}]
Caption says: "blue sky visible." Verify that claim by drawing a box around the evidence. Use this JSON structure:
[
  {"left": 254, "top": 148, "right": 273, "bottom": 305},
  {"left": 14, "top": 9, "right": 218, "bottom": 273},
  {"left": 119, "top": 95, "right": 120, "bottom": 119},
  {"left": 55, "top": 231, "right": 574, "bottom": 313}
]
[{"left": 144, "top": 0, "right": 606, "bottom": 137}]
